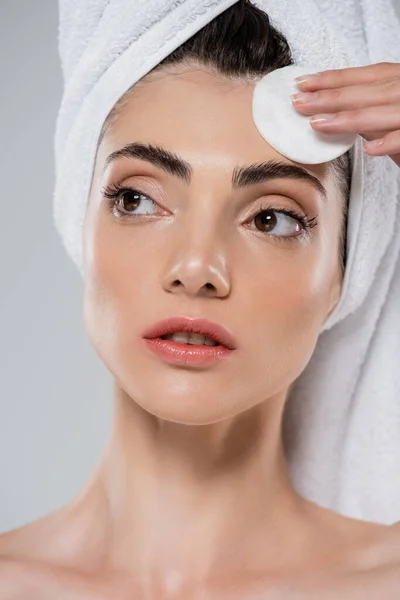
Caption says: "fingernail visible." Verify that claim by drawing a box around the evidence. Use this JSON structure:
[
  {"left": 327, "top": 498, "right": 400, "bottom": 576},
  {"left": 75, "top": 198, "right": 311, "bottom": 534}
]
[
  {"left": 310, "top": 114, "right": 337, "bottom": 124},
  {"left": 291, "top": 92, "right": 317, "bottom": 104},
  {"left": 295, "top": 73, "right": 321, "bottom": 85},
  {"left": 364, "top": 138, "right": 384, "bottom": 148}
]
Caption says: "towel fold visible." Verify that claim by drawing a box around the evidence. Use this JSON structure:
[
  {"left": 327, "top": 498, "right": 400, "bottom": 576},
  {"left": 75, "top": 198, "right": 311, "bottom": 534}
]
[{"left": 54, "top": 0, "right": 400, "bottom": 523}]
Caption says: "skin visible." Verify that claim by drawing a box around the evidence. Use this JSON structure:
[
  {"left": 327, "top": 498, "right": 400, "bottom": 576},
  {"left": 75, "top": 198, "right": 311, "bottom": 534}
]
[{"left": 1, "top": 62, "right": 400, "bottom": 598}]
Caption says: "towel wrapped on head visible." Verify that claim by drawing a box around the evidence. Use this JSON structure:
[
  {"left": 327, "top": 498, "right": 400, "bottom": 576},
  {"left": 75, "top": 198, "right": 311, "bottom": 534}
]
[{"left": 54, "top": 0, "right": 400, "bottom": 523}]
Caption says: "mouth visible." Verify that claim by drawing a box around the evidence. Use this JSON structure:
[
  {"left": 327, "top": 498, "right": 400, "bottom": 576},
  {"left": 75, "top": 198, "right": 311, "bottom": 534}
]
[
  {"left": 160, "top": 332, "right": 221, "bottom": 347},
  {"left": 142, "top": 316, "right": 237, "bottom": 349},
  {"left": 142, "top": 317, "right": 237, "bottom": 367}
]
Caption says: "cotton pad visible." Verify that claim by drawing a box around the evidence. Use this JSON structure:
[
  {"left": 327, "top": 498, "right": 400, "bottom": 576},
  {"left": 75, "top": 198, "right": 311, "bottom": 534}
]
[{"left": 252, "top": 65, "right": 358, "bottom": 164}]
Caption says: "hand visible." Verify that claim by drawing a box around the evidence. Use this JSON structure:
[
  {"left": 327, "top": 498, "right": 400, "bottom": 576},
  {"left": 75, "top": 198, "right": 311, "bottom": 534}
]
[{"left": 291, "top": 62, "right": 400, "bottom": 168}]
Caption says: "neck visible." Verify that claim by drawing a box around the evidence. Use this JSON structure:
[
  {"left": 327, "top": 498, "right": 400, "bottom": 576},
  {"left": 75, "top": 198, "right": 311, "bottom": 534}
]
[{"left": 71, "top": 382, "right": 311, "bottom": 589}]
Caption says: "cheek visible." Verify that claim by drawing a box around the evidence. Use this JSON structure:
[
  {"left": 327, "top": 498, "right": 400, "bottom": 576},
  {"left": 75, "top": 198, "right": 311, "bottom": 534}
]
[
  {"left": 243, "top": 238, "right": 334, "bottom": 327},
  {"left": 236, "top": 242, "right": 337, "bottom": 387},
  {"left": 82, "top": 217, "right": 157, "bottom": 365}
]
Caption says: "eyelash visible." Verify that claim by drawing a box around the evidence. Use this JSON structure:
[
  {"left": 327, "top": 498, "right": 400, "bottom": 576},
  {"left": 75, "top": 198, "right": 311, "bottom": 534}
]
[{"left": 101, "top": 182, "right": 319, "bottom": 242}]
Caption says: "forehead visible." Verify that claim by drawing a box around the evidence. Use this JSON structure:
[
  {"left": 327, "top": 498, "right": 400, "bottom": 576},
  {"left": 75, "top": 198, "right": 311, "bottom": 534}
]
[{"left": 96, "top": 65, "right": 331, "bottom": 185}]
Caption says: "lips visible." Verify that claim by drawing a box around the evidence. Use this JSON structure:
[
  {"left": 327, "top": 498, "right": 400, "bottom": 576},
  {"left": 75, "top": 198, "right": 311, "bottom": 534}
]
[{"left": 142, "top": 316, "right": 237, "bottom": 350}]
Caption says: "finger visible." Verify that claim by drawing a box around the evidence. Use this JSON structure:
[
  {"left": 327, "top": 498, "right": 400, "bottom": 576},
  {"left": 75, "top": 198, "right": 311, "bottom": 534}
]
[
  {"left": 364, "top": 130, "right": 400, "bottom": 157},
  {"left": 296, "top": 62, "right": 400, "bottom": 92},
  {"left": 362, "top": 131, "right": 392, "bottom": 141},
  {"left": 309, "top": 105, "right": 400, "bottom": 134},
  {"left": 292, "top": 78, "right": 400, "bottom": 115}
]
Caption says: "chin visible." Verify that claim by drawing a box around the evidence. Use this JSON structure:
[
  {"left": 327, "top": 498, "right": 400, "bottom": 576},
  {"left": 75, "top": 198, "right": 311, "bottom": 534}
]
[{"left": 127, "top": 382, "right": 246, "bottom": 425}]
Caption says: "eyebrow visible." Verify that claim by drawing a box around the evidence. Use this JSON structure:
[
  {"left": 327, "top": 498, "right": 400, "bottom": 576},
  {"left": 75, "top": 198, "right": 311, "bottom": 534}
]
[{"left": 102, "top": 142, "right": 327, "bottom": 200}]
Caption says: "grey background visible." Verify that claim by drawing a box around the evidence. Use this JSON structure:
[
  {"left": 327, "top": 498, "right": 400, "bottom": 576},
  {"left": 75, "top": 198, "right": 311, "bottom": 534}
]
[{"left": 1, "top": 1, "right": 400, "bottom": 533}]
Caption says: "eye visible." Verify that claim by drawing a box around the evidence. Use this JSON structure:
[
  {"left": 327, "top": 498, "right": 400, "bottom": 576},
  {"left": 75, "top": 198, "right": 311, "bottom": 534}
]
[
  {"left": 254, "top": 209, "right": 299, "bottom": 236},
  {"left": 116, "top": 189, "right": 157, "bottom": 215},
  {"left": 101, "top": 184, "right": 160, "bottom": 217},
  {"left": 251, "top": 206, "right": 317, "bottom": 239}
]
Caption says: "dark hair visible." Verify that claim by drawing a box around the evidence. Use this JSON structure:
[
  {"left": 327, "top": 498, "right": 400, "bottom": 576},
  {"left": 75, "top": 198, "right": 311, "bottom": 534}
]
[{"left": 100, "top": 0, "right": 350, "bottom": 274}]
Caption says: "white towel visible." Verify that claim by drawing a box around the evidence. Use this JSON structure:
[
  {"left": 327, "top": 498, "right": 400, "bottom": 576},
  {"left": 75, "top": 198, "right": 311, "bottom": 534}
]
[{"left": 54, "top": 0, "right": 400, "bottom": 524}]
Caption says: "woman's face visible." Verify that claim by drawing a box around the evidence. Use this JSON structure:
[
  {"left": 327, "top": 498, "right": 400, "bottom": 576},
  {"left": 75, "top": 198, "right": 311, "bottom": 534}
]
[{"left": 83, "top": 65, "right": 343, "bottom": 425}]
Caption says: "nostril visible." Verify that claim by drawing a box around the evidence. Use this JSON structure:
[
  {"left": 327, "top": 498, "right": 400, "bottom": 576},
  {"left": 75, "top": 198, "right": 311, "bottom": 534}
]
[
  {"left": 167, "top": 279, "right": 217, "bottom": 294},
  {"left": 171, "top": 280, "right": 183, "bottom": 288}
]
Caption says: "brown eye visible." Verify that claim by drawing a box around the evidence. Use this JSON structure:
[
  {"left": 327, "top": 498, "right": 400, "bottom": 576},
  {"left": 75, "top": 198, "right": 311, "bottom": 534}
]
[
  {"left": 254, "top": 210, "right": 278, "bottom": 232},
  {"left": 119, "top": 190, "right": 142, "bottom": 213},
  {"left": 102, "top": 184, "right": 162, "bottom": 218},
  {"left": 253, "top": 209, "right": 303, "bottom": 236},
  {"left": 115, "top": 189, "right": 158, "bottom": 215}
]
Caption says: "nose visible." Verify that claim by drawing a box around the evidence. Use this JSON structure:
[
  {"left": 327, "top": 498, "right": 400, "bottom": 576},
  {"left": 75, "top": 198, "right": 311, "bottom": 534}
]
[{"left": 162, "top": 235, "right": 231, "bottom": 299}]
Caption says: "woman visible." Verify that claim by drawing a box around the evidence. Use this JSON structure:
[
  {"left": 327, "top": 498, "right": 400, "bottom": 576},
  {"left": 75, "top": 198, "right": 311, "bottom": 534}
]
[{"left": 1, "top": 0, "right": 400, "bottom": 596}]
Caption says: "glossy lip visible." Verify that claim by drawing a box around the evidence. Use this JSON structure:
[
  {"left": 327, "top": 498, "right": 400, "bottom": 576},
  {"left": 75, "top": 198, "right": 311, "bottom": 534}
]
[
  {"left": 143, "top": 338, "right": 233, "bottom": 368},
  {"left": 142, "top": 316, "right": 237, "bottom": 350}
]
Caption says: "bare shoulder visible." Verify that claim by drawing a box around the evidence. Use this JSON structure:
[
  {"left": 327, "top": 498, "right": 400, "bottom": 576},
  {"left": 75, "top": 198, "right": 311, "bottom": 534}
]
[
  {"left": 0, "top": 511, "right": 63, "bottom": 568},
  {"left": 0, "top": 557, "right": 25, "bottom": 598},
  {"left": 0, "top": 515, "right": 91, "bottom": 599},
  {"left": 0, "top": 557, "right": 89, "bottom": 599},
  {"left": 308, "top": 555, "right": 400, "bottom": 599},
  {"left": 0, "top": 501, "right": 99, "bottom": 569},
  {"left": 0, "top": 526, "right": 127, "bottom": 600},
  {"left": 305, "top": 520, "right": 400, "bottom": 599},
  {"left": 1, "top": 516, "right": 400, "bottom": 599},
  {"left": 374, "top": 521, "right": 400, "bottom": 568},
  {"left": 0, "top": 501, "right": 128, "bottom": 599},
  {"left": 0, "top": 554, "right": 118, "bottom": 600},
  {"left": 0, "top": 522, "right": 53, "bottom": 598}
]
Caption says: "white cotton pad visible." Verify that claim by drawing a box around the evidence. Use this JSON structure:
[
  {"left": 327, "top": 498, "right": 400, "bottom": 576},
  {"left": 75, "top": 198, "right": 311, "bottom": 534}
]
[{"left": 252, "top": 65, "right": 358, "bottom": 164}]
